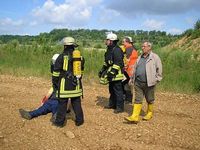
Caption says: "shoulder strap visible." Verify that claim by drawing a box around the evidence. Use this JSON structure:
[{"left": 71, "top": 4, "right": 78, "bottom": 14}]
[{"left": 63, "top": 55, "right": 69, "bottom": 71}]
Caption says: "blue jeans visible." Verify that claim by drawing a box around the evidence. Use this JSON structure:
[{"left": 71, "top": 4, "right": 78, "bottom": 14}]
[{"left": 29, "top": 99, "right": 58, "bottom": 118}]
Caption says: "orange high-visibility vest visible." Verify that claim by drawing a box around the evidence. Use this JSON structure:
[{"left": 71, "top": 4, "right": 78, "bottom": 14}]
[{"left": 125, "top": 48, "right": 138, "bottom": 77}]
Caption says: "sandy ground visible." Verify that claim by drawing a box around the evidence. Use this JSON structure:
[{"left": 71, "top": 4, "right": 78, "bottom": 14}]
[{"left": 0, "top": 75, "right": 200, "bottom": 150}]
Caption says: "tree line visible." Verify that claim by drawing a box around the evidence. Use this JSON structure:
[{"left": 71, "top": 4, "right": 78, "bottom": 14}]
[
  {"left": 0, "top": 29, "right": 179, "bottom": 48},
  {"left": 1, "top": 19, "right": 199, "bottom": 49}
]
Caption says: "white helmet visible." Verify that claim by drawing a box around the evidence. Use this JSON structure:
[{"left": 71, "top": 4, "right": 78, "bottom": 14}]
[
  {"left": 106, "top": 33, "right": 118, "bottom": 41},
  {"left": 62, "top": 37, "right": 77, "bottom": 46},
  {"left": 52, "top": 54, "right": 59, "bottom": 64},
  {"left": 125, "top": 36, "right": 133, "bottom": 43}
]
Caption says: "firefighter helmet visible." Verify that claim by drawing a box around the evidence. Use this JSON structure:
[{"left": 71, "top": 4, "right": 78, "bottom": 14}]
[
  {"left": 62, "top": 37, "right": 78, "bottom": 46},
  {"left": 106, "top": 33, "right": 118, "bottom": 41}
]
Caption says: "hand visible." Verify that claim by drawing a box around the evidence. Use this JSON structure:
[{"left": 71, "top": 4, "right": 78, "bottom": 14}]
[
  {"left": 128, "top": 79, "right": 134, "bottom": 86},
  {"left": 41, "top": 96, "right": 48, "bottom": 104}
]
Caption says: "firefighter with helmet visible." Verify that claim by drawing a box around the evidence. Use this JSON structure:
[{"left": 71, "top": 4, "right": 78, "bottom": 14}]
[
  {"left": 99, "top": 33, "right": 125, "bottom": 113},
  {"left": 52, "top": 37, "right": 84, "bottom": 127}
]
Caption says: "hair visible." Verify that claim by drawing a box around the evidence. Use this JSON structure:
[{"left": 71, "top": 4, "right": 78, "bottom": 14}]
[
  {"left": 124, "top": 37, "right": 133, "bottom": 44},
  {"left": 143, "top": 41, "right": 152, "bottom": 48}
]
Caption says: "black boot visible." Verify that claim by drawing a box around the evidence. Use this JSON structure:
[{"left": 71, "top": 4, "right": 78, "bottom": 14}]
[
  {"left": 104, "top": 105, "right": 116, "bottom": 109},
  {"left": 114, "top": 108, "right": 124, "bottom": 114},
  {"left": 50, "top": 113, "right": 56, "bottom": 123},
  {"left": 19, "top": 109, "right": 32, "bottom": 120},
  {"left": 75, "top": 121, "right": 84, "bottom": 126}
]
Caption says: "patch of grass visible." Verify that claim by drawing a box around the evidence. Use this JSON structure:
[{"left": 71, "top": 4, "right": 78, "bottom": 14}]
[{"left": 155, "top": 48, "right": 200, "bottom": 93}]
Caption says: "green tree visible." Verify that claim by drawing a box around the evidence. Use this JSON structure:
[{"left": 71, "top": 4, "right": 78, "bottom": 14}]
[
  {"left": 183, "top": 29, "right": 193, "bottom": 37},
  {"left": 194, "top": 19, "right": 200, "bottom": 30}
]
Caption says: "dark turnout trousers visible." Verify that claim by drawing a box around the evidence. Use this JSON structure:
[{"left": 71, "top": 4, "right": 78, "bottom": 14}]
[
  {"left": 108, "top": 80, "right": 124, "bottom": 111},
  {"left": 53, "top": 97, "right": 84, "bottom": 127}
]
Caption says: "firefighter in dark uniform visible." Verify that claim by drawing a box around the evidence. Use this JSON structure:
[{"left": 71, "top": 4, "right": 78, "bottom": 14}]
[
  {"left": 52, "top": 37, "right": 84, "bottom": 127},
  {"left": 99, "top": 33, "right": 125, "bottom": 113}
]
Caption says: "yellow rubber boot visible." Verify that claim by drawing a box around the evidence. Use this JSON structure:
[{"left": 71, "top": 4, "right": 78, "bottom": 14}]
[
  {"left": 124, "top": 104, "right": 142, "bottom": 123},
  {"left": 143, "top": 104, "right": 153, "bottom": 121}
]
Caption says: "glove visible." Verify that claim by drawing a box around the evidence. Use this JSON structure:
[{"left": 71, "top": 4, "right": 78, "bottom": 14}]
[
  {"left": 98, "top": 65, "right": 107, "bottom": 78},
  {"left": 107, "top": 72, "right": 115, "bottom": 82}
]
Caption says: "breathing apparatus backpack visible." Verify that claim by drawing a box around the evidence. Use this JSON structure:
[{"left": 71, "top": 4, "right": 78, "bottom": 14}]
[
  {"left": 57, "top": 49, "right": 83, "bottom": 98},
  {"left": 72, "top": 50, "right": 82, "bottom": 79}
]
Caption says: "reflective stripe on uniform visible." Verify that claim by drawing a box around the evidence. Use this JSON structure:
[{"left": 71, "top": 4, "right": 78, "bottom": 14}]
[
  {"left": 103, "top": 62, "right": 107, "bottom": 66},
  {"left": 113, "top": 67, "right": 124, "bottom": 81},
  {"left": 108, "top": 66, "right": 124, "bottom": 81},
  {"left": 58, "top": 92, "right": 82, "bottom": 98},
  {"left": 52, "top": 71, "right": 60, "bottom": 77},
  {"left": 63, "top": 56, "right": 68, "bottom": 71},
  {"left": 114, "top": 73, "right": 124, "bottom": 81},
  {"left": 100, "top": 76, "right": 109, "bottom": 85},
  {"left": 108, "top": 60, "right": 113, "bottom": 65},
  {"left": 112, "top": 64, "right": 120, "bottom": 70},
  {"left": 57, "top": 77, "right": 83, "bottom": 98}
]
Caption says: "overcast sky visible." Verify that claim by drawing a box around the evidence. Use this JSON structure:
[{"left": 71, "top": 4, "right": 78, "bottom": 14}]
[{"left": 0, "top": 0, "right": 199, "bottom": 35}]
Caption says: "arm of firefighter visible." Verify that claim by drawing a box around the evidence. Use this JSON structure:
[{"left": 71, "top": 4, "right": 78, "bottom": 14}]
[
  {"left": 52, "top": 55, "right": 62, "bottom": 92},
  {"left": 113, "top": 47, "right": 124, "bottom": 69},
  {"left": 98, "top": 62, "right": 108, "bottom": 78},
  {"left": 52, "top": 70, "right": 60, "bottom": 89},
  {"left": 110, "top": 64, "right": 120, "bottom": 76},
  {"left": 107, "top": 67, "right": 117, "bottom": 81},
  {"left": 109, "top": 47, "right": 124, "bottom": 77},
  {"left": 102, "top": 62, "right": 108, "bottom": 71},
  {"left": 107, "top": 64, "right": 120, "bottom": 81}
]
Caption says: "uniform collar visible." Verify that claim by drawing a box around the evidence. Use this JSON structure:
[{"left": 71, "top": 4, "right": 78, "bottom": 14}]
[{"left": 63, "top": 48, "right": 74, "bottom": 54}]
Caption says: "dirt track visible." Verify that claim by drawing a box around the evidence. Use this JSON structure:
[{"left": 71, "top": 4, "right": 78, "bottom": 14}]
[{"left": 0, "top": 75, "right": 200, "bottom": 150}]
